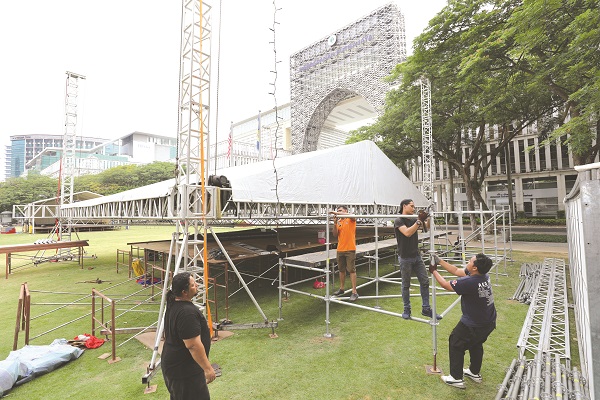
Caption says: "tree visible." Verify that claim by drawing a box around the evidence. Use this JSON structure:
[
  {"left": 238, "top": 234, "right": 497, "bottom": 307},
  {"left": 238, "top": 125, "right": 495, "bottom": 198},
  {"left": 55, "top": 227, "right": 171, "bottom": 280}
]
[
  {"left": 505, "top": 0, "right": 600, "bottom": 164},
  {"left": 0, "top": 174, "right": 58, "bottom": 212}
]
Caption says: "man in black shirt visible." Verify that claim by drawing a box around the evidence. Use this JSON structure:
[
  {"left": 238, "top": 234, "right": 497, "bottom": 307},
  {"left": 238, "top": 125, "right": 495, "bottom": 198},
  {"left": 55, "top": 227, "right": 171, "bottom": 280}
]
[
  {"left": 429, "top": 253, "right": 497, "bottom": 389},
  {"left": 162, "top": 272, "right": 216, "bottom": 399},
  {"left": 394, "top": 199, "right": 439, "bottom": 320}
]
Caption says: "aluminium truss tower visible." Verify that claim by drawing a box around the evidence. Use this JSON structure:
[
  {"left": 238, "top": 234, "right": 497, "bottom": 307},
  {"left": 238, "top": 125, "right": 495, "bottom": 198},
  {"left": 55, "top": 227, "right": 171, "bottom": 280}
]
[
  {"left": 420, "top": 77, "right": 433, "bottom": 202},
  {"left": 58, "top": 71, "right": 86, "bottom": 243},
  {"left": 145, "top": 0, "right": 212, "bottom": 383}
]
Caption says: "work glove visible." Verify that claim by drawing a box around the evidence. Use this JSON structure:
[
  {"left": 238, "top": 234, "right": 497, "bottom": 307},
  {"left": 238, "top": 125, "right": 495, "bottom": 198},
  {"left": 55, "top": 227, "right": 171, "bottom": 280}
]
[
  {"left": 431, "top": 254, "right": 441, "bottom": 266},
  {"left": 418, "top": 209, "right": 429, "bottom": 232},
  {"left": 428, "top": 263, "right": 437, "bottom": 273}
]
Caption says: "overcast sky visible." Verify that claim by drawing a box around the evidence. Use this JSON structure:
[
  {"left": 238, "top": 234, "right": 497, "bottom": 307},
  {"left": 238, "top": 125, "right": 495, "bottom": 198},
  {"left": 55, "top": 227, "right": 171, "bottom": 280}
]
[{"left": 0, "top": 0, "right": 447, "bottom": 149}]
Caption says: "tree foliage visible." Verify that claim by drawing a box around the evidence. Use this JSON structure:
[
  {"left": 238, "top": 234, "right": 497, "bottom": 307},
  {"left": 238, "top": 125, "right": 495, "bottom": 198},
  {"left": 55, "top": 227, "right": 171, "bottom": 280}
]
[
  {"left": 0, "top": 162, "right": 176, "bottom": 212},
  {"left": 349, "top": 0, "right": 598, "bottom": 211}
]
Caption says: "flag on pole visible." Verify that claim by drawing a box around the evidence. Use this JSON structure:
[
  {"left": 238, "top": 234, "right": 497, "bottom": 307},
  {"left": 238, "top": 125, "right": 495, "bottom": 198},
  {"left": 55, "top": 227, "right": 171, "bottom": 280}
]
[
  {"left": 226, "top": 122, "right": 233, "bottom": 159},
  {"left": 256, "top": 111, "right": 261, "bottom": 154}
]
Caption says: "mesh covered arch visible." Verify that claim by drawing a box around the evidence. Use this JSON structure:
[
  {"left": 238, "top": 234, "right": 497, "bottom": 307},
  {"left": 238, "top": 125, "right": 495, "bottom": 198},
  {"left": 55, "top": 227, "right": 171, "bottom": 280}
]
[{"left": 290, "top": 3, "right": 406, "bottom": 153}]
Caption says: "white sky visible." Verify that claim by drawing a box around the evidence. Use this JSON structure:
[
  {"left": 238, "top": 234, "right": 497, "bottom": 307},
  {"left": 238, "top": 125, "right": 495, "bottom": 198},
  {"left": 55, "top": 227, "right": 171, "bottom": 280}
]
[{"left": 0, "top": 0, "right": 447, "bottom": 149}]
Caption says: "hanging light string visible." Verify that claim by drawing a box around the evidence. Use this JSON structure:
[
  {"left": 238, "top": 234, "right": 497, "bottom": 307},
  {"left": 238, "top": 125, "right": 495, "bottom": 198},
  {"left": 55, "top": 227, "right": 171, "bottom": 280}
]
[{"left": 269, "top": 0, "right": 283, "bottom": 246}]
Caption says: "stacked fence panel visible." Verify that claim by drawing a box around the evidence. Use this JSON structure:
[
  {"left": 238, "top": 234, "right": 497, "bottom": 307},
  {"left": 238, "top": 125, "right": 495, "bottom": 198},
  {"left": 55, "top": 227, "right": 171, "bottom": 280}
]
[{"left": 565, "top": 163, "right": 600, "bottom": 399}]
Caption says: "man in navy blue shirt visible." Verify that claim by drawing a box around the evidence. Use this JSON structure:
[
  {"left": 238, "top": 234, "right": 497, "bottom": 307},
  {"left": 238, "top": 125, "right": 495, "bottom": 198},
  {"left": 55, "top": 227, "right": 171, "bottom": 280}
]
[{"left": 429, "top": 253, "right": 496, "bottom": 389}]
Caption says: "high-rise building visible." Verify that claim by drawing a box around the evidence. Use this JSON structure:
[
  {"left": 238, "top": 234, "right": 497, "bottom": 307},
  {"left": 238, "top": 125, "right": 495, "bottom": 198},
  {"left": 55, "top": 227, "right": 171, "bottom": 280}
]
[
  {"left": 7, "top": 134, "right": 107, "bottom": 178},
  {"left": 5, "top": 132, "right": 178, "bottom": 179}
]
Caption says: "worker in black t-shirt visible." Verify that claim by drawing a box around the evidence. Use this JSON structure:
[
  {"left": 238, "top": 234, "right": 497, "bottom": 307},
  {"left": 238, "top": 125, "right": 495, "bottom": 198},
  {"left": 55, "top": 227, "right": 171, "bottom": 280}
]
[
  {"left": 393, "top": 199, "right": 439, "bottom": 320},
  {"left": 429, "top": 253, "right": 497, "bottom": 390},
  {"left": 161, "top": 272, "right": 216, "bottom": 399}
]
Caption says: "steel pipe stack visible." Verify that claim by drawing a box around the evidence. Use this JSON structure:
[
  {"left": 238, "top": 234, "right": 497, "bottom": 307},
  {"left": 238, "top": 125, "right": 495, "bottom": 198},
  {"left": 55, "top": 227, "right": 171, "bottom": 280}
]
[
  {"left": 496, "top": 258, "right": 590, "bottom": 399},
  {"left": 495, "top": 353, "right": 590, "bottom": 399}
]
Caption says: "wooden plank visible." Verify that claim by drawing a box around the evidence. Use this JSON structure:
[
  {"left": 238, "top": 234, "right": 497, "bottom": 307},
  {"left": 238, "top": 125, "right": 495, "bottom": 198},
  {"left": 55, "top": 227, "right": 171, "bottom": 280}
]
[{"left": 0, "top": 240, "right": 89, "bottom": 254}]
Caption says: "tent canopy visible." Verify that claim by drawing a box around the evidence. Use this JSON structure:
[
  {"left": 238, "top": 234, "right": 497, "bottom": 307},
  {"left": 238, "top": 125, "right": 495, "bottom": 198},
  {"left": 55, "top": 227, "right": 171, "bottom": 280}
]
[
  {"left": 63, "top": 140, "right": 428, "bottom": 210},
  {"left": 218, "top": 140, "right": 428, "bottom": 206}
]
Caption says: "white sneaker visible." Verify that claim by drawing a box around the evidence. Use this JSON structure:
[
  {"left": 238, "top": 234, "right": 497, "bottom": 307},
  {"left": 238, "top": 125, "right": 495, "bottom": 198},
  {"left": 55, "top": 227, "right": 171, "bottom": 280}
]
[
  {"left": 463, "top": 368, "right": 482, "bottom": 383},
  {"left": 441, "top": 375, "right": 466, "bottom": 389}
]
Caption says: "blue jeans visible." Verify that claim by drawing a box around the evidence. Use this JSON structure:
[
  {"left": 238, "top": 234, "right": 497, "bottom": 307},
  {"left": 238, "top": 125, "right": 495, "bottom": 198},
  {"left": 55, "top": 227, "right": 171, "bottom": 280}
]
[{"left": 399, "top": 255, "right": 430, "bottom": 311}]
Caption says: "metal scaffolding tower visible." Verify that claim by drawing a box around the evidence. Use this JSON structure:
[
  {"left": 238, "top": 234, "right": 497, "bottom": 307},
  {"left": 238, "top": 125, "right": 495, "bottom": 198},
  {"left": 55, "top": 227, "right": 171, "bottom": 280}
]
[
  {"left": 58, "top": 71, "right": 86, "bottom": 244},
  {"left": 420, "top": 77, "right": 433, "bottom": 202},
  {"left": 144, "top": 0, "right": 212, "bottom": 384}
]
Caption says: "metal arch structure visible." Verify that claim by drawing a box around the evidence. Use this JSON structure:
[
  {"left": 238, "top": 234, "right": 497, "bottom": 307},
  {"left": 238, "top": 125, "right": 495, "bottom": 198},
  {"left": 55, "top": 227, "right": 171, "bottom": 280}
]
[
  {"left": 420, "top": 77, "right": 433, "bottom": 202},
  {"left": 289, "top": 3, "right": 406, "bottom": 153}
]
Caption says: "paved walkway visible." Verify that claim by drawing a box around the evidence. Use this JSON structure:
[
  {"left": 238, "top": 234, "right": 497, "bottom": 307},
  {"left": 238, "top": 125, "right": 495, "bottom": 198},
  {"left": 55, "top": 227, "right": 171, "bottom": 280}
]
[{"left": 509, "top": 241, "right": 568, "bottom": 254}]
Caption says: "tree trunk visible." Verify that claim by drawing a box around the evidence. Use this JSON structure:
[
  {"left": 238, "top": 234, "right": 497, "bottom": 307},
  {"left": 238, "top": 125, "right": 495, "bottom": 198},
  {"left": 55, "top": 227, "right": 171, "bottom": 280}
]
[
  {"left": 449, "top": 164, "right": 456, "bottom": 222},
  {"left": 505, "top": 141, "right": 514, "bottom": 219}
]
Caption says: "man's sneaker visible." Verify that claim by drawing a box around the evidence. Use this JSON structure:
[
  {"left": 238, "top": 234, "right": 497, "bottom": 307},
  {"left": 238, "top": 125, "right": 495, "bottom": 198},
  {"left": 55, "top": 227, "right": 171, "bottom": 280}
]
[
  {"left": 349, "top": 293, "right": 359, "bottom": 302},
  {"left": 333, "top": 289, "right": 344, "bottom": 296},
  {"left": 422, "top": 307, "right": 443, "bottom": 320},
  {"left": 402, "top": 309, "right": 411, "bottom": 319},
  {"left": 463, "top": 368, "right": 482, "bottom": 383},
  {"left": 441, "top": 375, "right": 466, "bottom": 389}
]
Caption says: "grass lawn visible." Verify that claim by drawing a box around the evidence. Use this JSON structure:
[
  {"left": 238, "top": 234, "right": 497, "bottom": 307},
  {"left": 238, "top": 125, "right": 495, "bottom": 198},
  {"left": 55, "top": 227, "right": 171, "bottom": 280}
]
[{"left": 0, "top": 226, "right": 575, "bottom": 399}]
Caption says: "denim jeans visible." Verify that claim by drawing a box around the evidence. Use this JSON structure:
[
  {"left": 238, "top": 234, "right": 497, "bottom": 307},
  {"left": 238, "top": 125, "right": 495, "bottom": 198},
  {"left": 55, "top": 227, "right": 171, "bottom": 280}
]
[{"left": 399, "top": 255, "right": 430, "bottom": 311}]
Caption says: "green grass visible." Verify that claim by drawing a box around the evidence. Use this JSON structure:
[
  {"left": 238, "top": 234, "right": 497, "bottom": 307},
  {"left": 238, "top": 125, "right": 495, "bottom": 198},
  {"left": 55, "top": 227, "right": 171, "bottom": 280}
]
[
  {"left": 0, "top": 227, "right": 574, "bottom": 399},
  {"left": 512, "top": 233, "right": 568, "bottom": 243}
]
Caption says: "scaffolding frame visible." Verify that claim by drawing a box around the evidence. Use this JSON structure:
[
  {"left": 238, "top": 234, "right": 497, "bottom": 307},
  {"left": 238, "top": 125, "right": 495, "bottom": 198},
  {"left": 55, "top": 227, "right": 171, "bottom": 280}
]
[{"left": 278, "top": 208, "right": 510, "bottom": 372}]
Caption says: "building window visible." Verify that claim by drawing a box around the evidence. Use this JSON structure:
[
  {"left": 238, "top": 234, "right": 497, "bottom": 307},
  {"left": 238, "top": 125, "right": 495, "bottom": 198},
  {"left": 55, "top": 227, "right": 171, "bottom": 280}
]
[
  {"left": 560, "top": 137, "right": 570, "bottom": 168},
  {"left": 565, "top": 175, "right": 577, "bottom": 193},
  {"left": 518, "top": 140, "right": 526, "bottom": 171},
  {"left": 540, "top": 144, "right": 547, "bottom": 171},
  {"left": 527, "top": 139, "right": 535, "bottom": 171},
  {"left": 522, "top": 177, "right": 557, "bottom": 190},
  {"left": 536, "top": 197, "right": 558, "bottom": 216},
  {"left": 499, "top": 146, "right": 507, "bottom": 174},
  {"left": 550, "top": 142, "right": 558, "bottom": 169},
  {"left": 454, "top": 183, "right": 466, "bottom": 194},
  {"left": 487, "top": 180, "right": 515, "bottom": 192}
]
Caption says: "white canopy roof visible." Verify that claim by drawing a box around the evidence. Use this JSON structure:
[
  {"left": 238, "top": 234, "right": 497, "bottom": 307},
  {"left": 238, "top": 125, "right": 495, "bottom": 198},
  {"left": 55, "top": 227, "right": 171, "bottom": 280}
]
[
  {"left": 63, "top": 140, "right": 427, "bottom": 210},
  {"left": 219, "top": 140, "right": 427, "bottom": 206}
]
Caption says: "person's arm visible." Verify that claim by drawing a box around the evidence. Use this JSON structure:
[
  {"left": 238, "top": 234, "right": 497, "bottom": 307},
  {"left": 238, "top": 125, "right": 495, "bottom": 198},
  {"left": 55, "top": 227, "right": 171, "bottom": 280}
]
[
  {"left": 332, "top": 214, "right": 339, "bottom": 237},
  {"left": 437, "top": 257, "right": 467, "bottom": 277},
  {"left": 431, "top": 269, "right": 454, "bottom": 291},
  {"left": 398, "top": 218, "right": 421, "bottom": 238},
  {"left": 183, "top": 336, "right": 216, "bottom": 384}
]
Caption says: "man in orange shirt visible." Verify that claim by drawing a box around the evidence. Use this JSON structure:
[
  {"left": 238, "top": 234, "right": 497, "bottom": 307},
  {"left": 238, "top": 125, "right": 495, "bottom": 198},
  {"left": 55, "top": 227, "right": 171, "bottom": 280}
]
[{"left": 331, "top": 205, "right": 358, "bottom": 301}]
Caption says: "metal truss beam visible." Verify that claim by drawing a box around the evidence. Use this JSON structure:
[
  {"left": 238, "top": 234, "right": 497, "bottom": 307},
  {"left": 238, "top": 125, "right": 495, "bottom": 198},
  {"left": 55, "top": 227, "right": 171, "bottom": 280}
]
[
  {"left": 59, "top": 72, "right": 86, "bottom": 242},
  {"left": 420, "top": 77, "right": 433, "bottom": 201},
  {"left": 517, "top": 258, "right": 570, "bottom": 360}
]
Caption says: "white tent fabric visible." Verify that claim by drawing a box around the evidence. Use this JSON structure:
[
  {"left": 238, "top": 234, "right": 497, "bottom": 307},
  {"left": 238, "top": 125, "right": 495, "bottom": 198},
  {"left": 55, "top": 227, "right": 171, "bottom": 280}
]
[
  {"left": 63, "top": 140, "right": 427, "bottom": 210},
  {"left": 218, "top": 140, "right": 428, "bottom": 206}
]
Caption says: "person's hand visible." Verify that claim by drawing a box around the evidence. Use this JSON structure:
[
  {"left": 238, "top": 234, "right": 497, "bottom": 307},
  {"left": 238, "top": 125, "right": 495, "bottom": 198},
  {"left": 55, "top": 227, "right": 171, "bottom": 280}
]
[
  {"left": 428, "top": 263, "right": 437, "bottom": 273},
  {"left": 417, "top": 209, "right": 430, "bottom": 223},
  {"left": 415, "top": 220, "right": 422, "bottom": 228},
  {"left": 431, "top": 254, "right": 441, "bottom": 266},
  {"left": 205, "top": 367, "right": 217, "bottom": 384}
]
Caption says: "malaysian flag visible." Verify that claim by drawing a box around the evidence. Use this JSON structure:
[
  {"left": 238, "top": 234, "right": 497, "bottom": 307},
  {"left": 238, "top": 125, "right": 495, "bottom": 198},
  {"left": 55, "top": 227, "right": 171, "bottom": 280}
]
[
  {"left": 256, "top": 111, "right": 261, "bottom": 152},
  {"left": 226, "top": 122, "right": 233, "bottom": 159}
]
